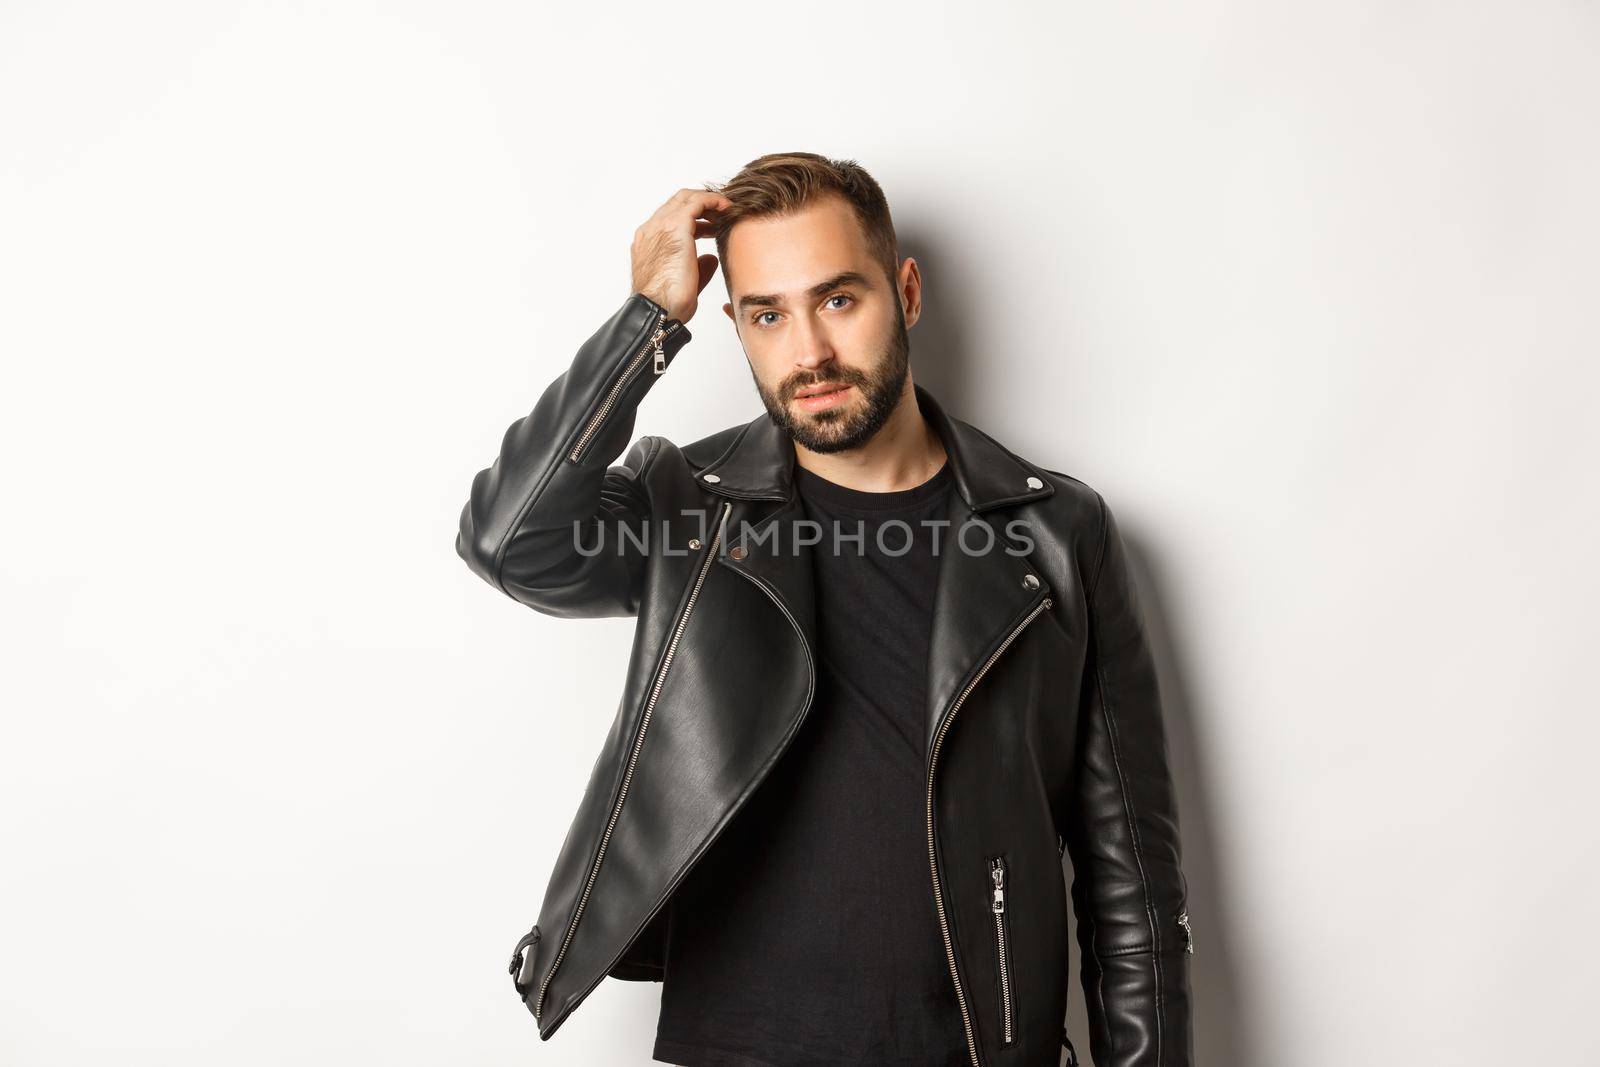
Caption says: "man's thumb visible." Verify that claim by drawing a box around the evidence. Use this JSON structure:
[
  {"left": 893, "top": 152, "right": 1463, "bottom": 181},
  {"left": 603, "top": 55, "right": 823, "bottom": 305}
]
[{"left": 695, "top": 254, "right": 719, "bottom": 294}]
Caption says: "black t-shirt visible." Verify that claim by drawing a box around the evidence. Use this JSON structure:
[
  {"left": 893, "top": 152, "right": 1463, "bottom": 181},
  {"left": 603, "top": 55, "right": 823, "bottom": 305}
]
[{"left": 653, "top": 460, "right": 969, "bottom": 1067}]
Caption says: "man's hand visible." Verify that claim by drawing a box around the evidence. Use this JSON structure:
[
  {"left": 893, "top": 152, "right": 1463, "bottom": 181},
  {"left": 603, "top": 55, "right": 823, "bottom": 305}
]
[{"left": 631, "top": 189, "right": 732, "bottom": 324}]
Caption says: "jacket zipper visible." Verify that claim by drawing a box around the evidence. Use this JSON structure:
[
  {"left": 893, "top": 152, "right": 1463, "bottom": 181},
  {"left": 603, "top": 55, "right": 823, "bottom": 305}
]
[
  {"left": 568, "top": 312, "right": 680, "bottom": 463},
  {"left": 988, "top": 856, "right": 1015, "bottom": 1046},
  {"left": 927, "top": 594, "right": 1052, "bottom": 1067},
  {"left": 1178, "top": 910, "right": 1194, "bottom": 953},
  {"left": 533, "top": 499, "right": 732, "bottom": 1021}
]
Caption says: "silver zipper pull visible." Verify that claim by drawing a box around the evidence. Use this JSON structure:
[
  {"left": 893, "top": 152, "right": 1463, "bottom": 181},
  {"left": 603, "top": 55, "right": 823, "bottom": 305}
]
[
  {"left": 990, "top": 861, "right": 1005, "bottom": 913},
  {"left": 1178, "top": 911, "right": 1193, "bottom": 953},
  {"left": 651, "top": 325, "right": 668, "bottom": 374}
]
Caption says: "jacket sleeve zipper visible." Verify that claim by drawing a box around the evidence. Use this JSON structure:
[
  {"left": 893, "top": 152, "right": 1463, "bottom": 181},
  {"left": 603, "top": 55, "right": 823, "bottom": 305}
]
[{"left": 568, "top": 311, "right": 681, "bottom": 463}]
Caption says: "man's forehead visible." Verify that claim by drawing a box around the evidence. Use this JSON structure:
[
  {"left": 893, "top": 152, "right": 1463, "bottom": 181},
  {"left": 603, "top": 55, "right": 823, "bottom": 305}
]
[{"left": 724, "top": 197, "right": 880, "bottom": 305}]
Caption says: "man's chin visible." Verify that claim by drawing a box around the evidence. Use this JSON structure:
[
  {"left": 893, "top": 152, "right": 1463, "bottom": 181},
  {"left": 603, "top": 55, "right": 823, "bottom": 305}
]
[
  {"left": 792, "top": 405, "right": 855, "bottom": 434},
  {"left": 789, "top": 413, "right": 874, "bottom": 453},
  {"left": 761, "top": 388, "right": 881, "bottom": 452}
]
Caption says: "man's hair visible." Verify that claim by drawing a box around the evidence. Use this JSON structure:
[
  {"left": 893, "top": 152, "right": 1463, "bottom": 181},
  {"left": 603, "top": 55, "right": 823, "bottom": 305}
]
[{"left": 705, "top": 152, "right": 900, "bottom": 294}]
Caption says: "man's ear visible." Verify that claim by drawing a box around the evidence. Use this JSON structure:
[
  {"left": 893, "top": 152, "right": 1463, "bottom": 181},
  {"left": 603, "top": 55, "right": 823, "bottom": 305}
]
[{"left": 722, "top": 302, "right": 734, "bottom": 322}]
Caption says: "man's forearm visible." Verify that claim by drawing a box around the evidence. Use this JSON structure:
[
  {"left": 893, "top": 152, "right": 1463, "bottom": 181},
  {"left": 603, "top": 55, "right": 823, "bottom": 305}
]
[{"left": 455, "top": 291, "right": 690, "bottom": 617}]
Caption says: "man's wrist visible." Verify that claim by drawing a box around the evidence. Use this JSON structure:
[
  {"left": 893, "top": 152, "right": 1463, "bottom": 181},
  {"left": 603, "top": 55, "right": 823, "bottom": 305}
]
[{"left": 635, "top": 287, "right": 688, "bottom": 323}]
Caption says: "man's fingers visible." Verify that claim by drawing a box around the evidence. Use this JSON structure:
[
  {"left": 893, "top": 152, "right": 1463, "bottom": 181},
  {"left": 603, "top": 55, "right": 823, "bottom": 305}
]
[
  {"left": 675, "top": 187, "right": 731, "bottom": 207},
  {"left": 671, "top": 189, "right": 733, "bottom": 219},
  {"left": 637, "top": 217, "right": 717, "bottom": 244},
  {"left": 642, "top": 191, "right": 732, "bottom": 238}
]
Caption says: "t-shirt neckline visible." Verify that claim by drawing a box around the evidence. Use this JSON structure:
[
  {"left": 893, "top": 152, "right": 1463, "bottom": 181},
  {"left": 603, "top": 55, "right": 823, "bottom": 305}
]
[{"left": 793, "top": 460, "right": 952, "bottom": 513}]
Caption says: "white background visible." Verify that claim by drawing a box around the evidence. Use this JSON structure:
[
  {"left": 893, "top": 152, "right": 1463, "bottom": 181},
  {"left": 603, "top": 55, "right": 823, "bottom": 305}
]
[{"left": 3, "top": 2, "right": 1596, "bottom": 1064}]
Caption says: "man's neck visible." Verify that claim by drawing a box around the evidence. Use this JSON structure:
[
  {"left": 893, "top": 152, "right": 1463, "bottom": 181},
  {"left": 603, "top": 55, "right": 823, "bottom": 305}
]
[{"left": 792, "top": 380, "right": 948, "bottom": 493}]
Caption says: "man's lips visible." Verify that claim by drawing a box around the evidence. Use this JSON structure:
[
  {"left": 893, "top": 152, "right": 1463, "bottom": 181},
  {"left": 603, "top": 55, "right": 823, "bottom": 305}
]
[{"left": 793, "top": 383, "right": 853, "bottom": 412}]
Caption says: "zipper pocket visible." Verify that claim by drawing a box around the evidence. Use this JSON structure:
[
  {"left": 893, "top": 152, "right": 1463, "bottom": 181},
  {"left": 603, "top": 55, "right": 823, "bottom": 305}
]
[
  {"left": 532, "top": 500, "right": 731, "bottom": 1021},
  {"left": 988, "top": 855, "right": 1016, "bottom": 1046},
  {"left": 568, "top": 311, "right": 681, "bottom": 463},
  {"left": 928, "top": 594, "right": 1052, "bottom": 1067}
]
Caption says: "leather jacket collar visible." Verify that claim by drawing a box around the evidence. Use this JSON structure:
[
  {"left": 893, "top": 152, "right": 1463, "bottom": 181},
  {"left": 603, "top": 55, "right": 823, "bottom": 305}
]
[
  {"left": 691, "top": 383, "right": 1058, "bottom": 512},
  {"left": 684, "top": 382, "right": 1062, "bottom": 767}
]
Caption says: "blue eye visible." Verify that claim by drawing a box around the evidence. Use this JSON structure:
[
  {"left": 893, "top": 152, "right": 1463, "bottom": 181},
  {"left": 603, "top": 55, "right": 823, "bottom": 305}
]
[
  {"left": 827, "top": 294, "right": 852, "bottom": 309},
  {"left": 755, "top": 311, "right": 778, "bottom": 326}
]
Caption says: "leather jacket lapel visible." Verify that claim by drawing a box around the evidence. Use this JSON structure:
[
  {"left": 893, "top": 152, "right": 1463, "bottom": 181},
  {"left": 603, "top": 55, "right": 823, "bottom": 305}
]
[
  {"left": 714, "top": 492, "right": 819, "bottom": 661},
  {"left": 924, "top": 494, "right": 1052, "bottom": 758}
]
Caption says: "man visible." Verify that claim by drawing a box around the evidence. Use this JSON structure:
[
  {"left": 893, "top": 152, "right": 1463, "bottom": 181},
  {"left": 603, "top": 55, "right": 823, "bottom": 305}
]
[{"left": 456, "top": 152, "right": 1194, "bottom": 1067}]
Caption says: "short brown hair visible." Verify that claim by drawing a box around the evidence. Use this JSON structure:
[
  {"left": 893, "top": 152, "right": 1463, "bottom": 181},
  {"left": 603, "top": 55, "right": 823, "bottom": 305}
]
[{"left": 705, "top": 151, "right": 900, "bottom": 294}]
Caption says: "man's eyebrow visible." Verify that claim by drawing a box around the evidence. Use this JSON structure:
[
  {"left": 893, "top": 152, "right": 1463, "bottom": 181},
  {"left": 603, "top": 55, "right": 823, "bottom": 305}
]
[{"left": 736, "top": 271, "right": 874, "bottom": 314}]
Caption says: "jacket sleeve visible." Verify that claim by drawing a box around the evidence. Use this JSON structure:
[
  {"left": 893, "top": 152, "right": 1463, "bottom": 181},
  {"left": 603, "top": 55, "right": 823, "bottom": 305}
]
[
  {"left": 455, "top": 291, "right": 691, "bottom": 618},
  {"left": 1063, "top": 491, "right": 1194, "bottom": 1067}
]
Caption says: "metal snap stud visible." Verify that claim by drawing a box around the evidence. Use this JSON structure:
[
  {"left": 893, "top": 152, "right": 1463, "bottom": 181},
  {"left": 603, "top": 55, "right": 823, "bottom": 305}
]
[
  {"left": 729, "top": 545, "right": 747, "bottom": 561},
  {"left": 1025, "top": 476, "right": 1044, "bottom": 490},
  {"left": 688, "top": 538, "right": 702, "bottom": 550},
  {"left": 702, "top": 473, "right": 722, "bottom": 483},
  {"left": 1022, "top": 573, "right": 1041, "bottom": 590}
]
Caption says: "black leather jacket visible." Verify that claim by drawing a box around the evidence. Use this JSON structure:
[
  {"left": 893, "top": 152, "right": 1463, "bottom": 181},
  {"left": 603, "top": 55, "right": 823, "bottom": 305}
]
[{"left": 456, "top": 291, "right": 1195, "bottom": 1067}]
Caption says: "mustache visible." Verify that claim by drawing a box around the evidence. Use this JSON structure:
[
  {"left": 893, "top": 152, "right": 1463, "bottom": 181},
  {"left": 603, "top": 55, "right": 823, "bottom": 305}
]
[{"left": 779, "top": 365, "right": 870, "bottom": 403}]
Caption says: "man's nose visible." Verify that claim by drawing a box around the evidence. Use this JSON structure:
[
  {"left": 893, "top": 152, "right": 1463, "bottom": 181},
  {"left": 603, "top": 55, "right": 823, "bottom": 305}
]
[{"left": 791, "top": 317, "right": 834, "bottom": 370}]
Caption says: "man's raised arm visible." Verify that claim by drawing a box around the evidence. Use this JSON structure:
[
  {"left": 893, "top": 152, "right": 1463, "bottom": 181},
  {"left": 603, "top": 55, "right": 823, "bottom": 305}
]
[{"left": 454, "top": 189, "right": 731, "bottom": 618}]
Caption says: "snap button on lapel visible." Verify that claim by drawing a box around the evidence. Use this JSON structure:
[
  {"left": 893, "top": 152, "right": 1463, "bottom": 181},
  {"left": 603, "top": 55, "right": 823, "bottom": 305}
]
[
  {"left": 1025, "top": 476, "right": 1044, "bottom": 490},
  {"left": 1022, "top": 573, "right": 1041, "bottom": 590},
  {"left": 729, "top": 545, "right": 747, "bottom": 561},
  {"left": 702, "top": 473, "right": 722, "bottom": 483},
  {"left": 688, "top": 538, "right": 702, "bottom": 550}
]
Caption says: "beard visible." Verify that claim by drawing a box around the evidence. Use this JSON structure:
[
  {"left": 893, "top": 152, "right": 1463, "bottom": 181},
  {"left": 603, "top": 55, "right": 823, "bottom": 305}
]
[{"left": 752, "top": 300, "right": 911, "bottom": 455}]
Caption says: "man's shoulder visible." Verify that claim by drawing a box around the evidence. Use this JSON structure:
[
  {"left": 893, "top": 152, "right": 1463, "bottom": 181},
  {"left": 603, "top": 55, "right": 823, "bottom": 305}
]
[
  {"left": 619, "top": 415, "right": 761, "bottom": 481},
  {"left": 949, "top": 407, "right": 1104, "bottom": 516},
  {"left": 951, "top": 413, "right": 1120, "bottom": 584},
  {"left": 677, "top": 419, "right": 754, "bottom": 472}
]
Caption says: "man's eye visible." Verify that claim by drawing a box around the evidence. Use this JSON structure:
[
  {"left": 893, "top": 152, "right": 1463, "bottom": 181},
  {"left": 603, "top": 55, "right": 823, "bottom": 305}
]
[
  {"left": 826, "top": 294, "right": 852, "bottom": 310},
  {"left": 754, "top": 311, "right": 778, "bottom": 326}
]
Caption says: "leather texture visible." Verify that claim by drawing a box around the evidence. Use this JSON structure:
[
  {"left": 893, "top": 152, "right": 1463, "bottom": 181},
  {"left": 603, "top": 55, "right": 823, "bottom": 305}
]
[{"left": 457, "top": 291, "right": 1194, "bottom": 1066}]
